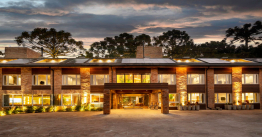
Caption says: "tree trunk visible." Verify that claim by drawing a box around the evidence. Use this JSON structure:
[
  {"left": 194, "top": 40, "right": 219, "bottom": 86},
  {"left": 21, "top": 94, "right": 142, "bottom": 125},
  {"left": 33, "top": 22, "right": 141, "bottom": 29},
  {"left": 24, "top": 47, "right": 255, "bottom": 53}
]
[{"left": 245, "top": 38, "right": 248, "bottom": 47}]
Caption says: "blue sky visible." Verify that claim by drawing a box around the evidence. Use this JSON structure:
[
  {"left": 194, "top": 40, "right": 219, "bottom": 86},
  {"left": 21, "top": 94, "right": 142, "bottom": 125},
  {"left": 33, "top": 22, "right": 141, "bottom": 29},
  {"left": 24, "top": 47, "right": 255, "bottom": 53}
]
[{"left": 0, "top": 0, "right": 261, "bottom": 53}]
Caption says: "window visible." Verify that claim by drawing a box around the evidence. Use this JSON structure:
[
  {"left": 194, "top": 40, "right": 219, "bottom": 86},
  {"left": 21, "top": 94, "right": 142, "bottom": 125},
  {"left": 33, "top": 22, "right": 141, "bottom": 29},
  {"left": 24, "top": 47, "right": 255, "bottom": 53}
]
[
  {"left": 158, "top": 74, "right": 176, "bottom": 84},
  {"left": 3, "top": 94, "right": 51, "bottom": 106},
  {"left": 214, "top": 93, "right": 231, "bottom": 103},
  {"left": 214, "top": 74, "right": 231, "bottom": 84},
  {"left": 117, "top": 74, "right": 151, "bottom": 83},
  {"left": 90, "top": 94, "right": 104, "bottom": 107},
  {"left": 90, "top": 75, "right": 109, "bottom": 85},
  {"left": 242, "top": 74, "right": 258, "bottom": 84},
  {"left": 3, "top": 75, "right": 21, "bottom": 85},
  {"left": 169, "top": 93, "right": 179, "bottom": 107},
  {"left": 33, "top": 75, "right": 50, "bottom": 85},
  {"left": 242, "top": 93, "right": 260, "bottom": 103},
  {"left": 187, "top": 74, "right": 204, "bottom": 84},
  {"left": 62, "top": 75, "right": 80, "bottom": 85},
  {"left": 188, "top": 93, "right": 205, "bottom": 103},
  {"left": 61, "top": 94, "right": 80, "bottom": 106}
]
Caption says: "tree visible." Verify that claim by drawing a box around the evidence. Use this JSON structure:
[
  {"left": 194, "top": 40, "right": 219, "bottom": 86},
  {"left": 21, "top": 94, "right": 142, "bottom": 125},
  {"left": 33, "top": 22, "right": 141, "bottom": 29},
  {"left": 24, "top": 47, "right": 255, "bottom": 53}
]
[
  {"left": 15, "top": 28, "right": 84, "bottom": 58},
  {"left": 224, "top": 21, "right": 262, "bottom": 47},
  {"left": 153, "top": 29, "right": 194, "bottom": 58}
]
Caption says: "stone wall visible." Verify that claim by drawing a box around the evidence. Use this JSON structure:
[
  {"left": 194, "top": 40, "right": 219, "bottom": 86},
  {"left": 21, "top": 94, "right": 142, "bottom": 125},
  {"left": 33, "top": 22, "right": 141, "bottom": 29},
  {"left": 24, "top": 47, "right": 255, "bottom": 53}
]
[
  {"left": 5, "top": 47, "right": 41, "bottom": 58},
  {"left": 207, "top": 69, "right": 215, "bottom": 109},
  {"left": 21, "top": 68, "right": 32, "bottom": 94},
  {"left": 161, "top": 89, "right": 169, "bottom": 114},
  {"left": 176, "top": 67, "right": 187, "bottom": 105},
  {"left": 259, "top": 69, "right": 262, "bottom": 109},
  {"left": 151, "top": 68, "right": 158, "bottom": 83},
  {"left": 232, "top": 67, "right": 242, "bottom": 105},
  {"left": 136, "top": 46, "right": 162, "bottom": 58}
]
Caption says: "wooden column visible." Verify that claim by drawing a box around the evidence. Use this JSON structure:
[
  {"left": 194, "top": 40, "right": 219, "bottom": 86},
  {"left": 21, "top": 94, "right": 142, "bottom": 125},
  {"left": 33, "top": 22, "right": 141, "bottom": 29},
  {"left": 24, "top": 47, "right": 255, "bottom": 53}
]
[
  {"left": 161, "top": 89, "right": 169, "bottom": 114},
  {"left": 103, "top": 89, "right": 111, "bottom": 114}
]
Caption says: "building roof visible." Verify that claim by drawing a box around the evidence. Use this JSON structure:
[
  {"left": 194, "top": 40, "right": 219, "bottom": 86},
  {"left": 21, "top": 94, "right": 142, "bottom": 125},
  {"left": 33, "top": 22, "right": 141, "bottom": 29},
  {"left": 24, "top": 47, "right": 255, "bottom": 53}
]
[{"left": 0, "top": 58, "right": 262, "bottom": 67}]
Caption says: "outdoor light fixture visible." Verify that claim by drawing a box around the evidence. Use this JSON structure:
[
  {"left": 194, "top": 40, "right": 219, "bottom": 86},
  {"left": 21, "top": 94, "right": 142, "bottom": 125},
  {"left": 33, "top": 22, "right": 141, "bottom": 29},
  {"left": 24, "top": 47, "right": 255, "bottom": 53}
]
[
  {"left": 2, "top": 60, "right": 7, "bottom": 63},
  {"left": 107, "top": 60, "right": 112, "bottom": 63},
  {"left": 185, "top": 60, "right": 189, "bottom": 62},
  {"left": 51, "top": 60, "right": 56, "bottom": 63},
  {"left": 231, "top": 60, "right": 235, "bottom": 63},
  {"left": 98, "top": 60, "right": 103, "bottom": 63},
  {"left": 177, "top": 60, "right": 181, "bottom": 62}
]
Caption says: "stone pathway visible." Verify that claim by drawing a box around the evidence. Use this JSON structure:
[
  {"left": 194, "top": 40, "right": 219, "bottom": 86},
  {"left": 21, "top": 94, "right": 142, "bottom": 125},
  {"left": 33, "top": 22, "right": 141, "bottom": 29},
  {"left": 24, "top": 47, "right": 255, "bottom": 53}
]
[{"left": 0, "top": 109, "right": 262, "bottom": 137}]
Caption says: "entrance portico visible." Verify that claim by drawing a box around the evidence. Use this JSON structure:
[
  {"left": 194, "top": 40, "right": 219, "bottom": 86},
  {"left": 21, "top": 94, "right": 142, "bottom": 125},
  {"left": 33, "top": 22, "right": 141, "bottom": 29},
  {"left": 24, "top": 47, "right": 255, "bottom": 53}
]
[{"left": 103, "top": 83, "right": 169, "bottom": 114}]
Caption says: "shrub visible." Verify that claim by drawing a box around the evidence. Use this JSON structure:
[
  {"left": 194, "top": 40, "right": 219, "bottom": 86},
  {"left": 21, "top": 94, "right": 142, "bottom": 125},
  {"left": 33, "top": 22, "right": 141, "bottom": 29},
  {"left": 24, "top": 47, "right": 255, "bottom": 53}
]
[
  {"left": 36, "top": 107, "right": 45, "bottom": 113},
  {"left": 84, "top": 104, "right": 91, "bottom": 111},
  {"left": 91, "top": 108, "right": 97, "bottom": 111},
  {"left": 96, "top": 107, "right": 103, "bottom": 111},
  {"left": 0, "top": 111, "right": 5, "bottom": 116},
  {"left": 66, "top": 107, "right": 73, "bottom": 112},
  {"left": 75, "top": 105, "right": 84, "bottom": 111},
  {"left": 5, "top": 108, "right": 12, "bottom": 115},
  {"left": 46, "top": 106, "right": 54, "bottom": 112},
  {"left": 26, "top": 106, "right": 38, "bottom": 113},
  {"left": 12, "top": 110, "right": 19, "bottom": 114}
]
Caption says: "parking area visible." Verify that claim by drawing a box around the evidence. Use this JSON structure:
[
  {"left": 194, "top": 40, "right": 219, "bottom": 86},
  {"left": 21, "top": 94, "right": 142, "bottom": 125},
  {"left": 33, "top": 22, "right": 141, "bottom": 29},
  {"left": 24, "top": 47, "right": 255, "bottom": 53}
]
[{"left": 0, "top": 109, "right": 262, "bottom": 137}]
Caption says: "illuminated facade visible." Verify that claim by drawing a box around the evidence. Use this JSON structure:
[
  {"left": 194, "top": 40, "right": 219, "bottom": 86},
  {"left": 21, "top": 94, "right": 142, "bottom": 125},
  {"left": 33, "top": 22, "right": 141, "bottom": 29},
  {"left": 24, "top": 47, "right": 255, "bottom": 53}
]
[{"left": 0, "top": 57, "right": 262, "bottom": 115}]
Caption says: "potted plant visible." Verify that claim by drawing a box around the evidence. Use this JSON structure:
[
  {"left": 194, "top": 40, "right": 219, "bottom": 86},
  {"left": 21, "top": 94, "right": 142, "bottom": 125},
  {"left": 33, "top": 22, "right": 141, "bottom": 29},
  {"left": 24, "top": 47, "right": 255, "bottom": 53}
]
[
  {"left": 187, "top": 102, "right": 191, "bottom": 110},
  {"left": 242, "top": 103, "right": 245, "bottom": 110},
  {"left": 233, "top": 101, "right": 237, "bottom": 110},
  {"left": 227, "top": 103, "right": 232, "bottom": 110},
  {"left": 224, "top": 103, "right": 228, "bottom": 110},
  {"left": 183, "top": 101, "right": 187, "bottom": 110},
  {"left": 251, "top": 104, "right": 254, "bottom": 110},
  {"left": 245, "top": 100, "right": 250, "bottom": 110},
  {"left": 192, "top": 103, "right": 196, "bottom": 110},
  {"left": 237, "top": 101, "right": 242, "bottom": 110},
  {"left": 195, "top": 102, "right": 200, "bottom": 111},
  {"left": 178, "top": 103, "right": 183, "bottom": 111}
]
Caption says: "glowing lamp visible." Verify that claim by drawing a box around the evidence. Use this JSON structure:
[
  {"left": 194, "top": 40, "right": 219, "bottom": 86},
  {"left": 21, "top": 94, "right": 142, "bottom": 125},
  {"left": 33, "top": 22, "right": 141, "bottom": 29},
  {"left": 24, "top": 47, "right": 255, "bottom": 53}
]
[
  {"left": 50, "top": 60, "right": 56, "bottom": 63},
  {"left": 106, "top": 60, "right": 112, "bottom": 63},
  {"left": 98, "top": 60, "right": 103, "bottom": 63},
  {"left": 177, "top": 60, "right": 181, "bottom": 62},
  {"left": 185, "top": 60, "right": 189, "bottom": 62},
  {"left": 2, "top": 60, "right": 7, "bottom": 63},
  {"left": 230, "top": 60, "right": 235, "bottom": 63}
]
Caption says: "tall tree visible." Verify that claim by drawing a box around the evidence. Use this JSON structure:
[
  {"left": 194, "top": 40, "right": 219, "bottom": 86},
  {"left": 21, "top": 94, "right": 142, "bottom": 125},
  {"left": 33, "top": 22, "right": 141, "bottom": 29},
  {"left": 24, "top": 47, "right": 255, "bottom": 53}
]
[
  {"left": 153, "top": 29, "right": 194, "bottom": 58},
  {"left": 15, "top": 28, "right": 84, "bottom": 58},
  {"left": 224, "top": 21, "right": 262, "bottom": 47}
]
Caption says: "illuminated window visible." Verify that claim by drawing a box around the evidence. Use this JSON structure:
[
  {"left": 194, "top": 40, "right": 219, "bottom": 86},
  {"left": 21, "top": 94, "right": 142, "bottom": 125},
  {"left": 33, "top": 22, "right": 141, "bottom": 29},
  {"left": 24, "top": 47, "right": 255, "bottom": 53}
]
[
  {"left": 3, "top": 95, "right": 23, "bottom": 106},
  {"left": 3, "top": 75, "right": 21, "bottom": 85},
  {"left": 134, "top": 74, "right": 141, "bottom": 83},
  {"left": 214, "top": 74, "right": 231, "bottom": 84},
  {"left": 117, "top": 74, "right": 150, "bottom": 83},
  {"left": 174, "top": 59, "right": 201, "bottom": 63},
  {"left": 62, "top": 94, "right": 80, "bottom": 106},
  {"left": 35, "top": 59, "right": 66, "bottom": 63},
  {"left": 158, "top": 74, "right": 176, "bottom": 84},
  {"left": 242, "top": 74, "right": 258, "bottom": 84},
  {"left": 23, "top": 94, "right": 32, "bottom": 106},
  {"left": 214, "top": 93, "right": 231, "bottom": 103},
  {"left": 43, "top": 95, "right": 51, "bottom": 106},
  {"left": 117, "top": 75, "right": 124, "bottom": 83},
  {"left": 89, "top": 59, "right": 115, "bottom": 63},
  {"left": 125, "top": 74, "right": 133, "bottom": 83},
  {"left": 142, "top": 74, "right": 150, "bottom": 83},
  {"left": 242, "top": 93, "right": 260, "bottom": 103},
  {"left": 62, "top": 75, "right": 80, "bottom": 85},
  {"left": 187, "top": 74, "right": 205, "bottom": 84},
  {"left": 220, "top": 59, "right": 252, "bottom": 63},
  {"left": 33, "top": 95, "right": 42, "bottom": 106},
  {"left": 169, "top": 93, "right": 179, "bottom": 107},
  {"left": 54, "top": 94, "right": 62, "bottom": 106},
  {"left": 90, "top": 94, "right": 104, "bottom": 108},
  {"left": 13, "top": 95, "right": 22, "bottom": 106},
  {"left": 90, "top": 75, "right": 109, "bottom": 85},
  {"left": 33, "top": 75, "right": 50, "bottom": 85},
  {"left": 188, "top": 93, "right": 205, "bottom": 103}
]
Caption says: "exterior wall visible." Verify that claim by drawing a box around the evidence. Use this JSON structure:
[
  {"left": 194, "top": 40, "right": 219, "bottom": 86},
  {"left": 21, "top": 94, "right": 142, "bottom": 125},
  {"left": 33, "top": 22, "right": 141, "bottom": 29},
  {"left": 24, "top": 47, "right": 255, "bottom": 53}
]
[
  {"left": 113, "top": 68, "right": 117, "bottom": 83},
  {"left": 176, "top": 67, "right": 187, "bottom": 105},
  {"left": 232, "top": 67, "right": 242, "bottom": 105},
  {"left": 80, "top": 68, "right": 90, "bottom": 104},
  {"left": 5, "top": 47, "right": 41, "bottom": 58},
  {"left": 0, "top": 68, "right": 2, "bottom": 110},
  {"left": 259, "top": 69, "right": 262, "bottom": 109},
  {"left": 161, "top": 89, "right": 169, "bottom": 114},
  {"left": 207, "top": 69, "right": 215, "bottom": 109},
  {"left": 21, "top": 68, "right": 32, "bottom": 94},
  {"left": 103, "top": 89, "right": 110, "bottom": 114},
  {"left": 150, "top": 90, "right": 158, "bottom": 105},
  {"left": 151, "top": 68, "right": 158, "bottom": 83},
  {"left": 136, "top": 46, "right": 162, "bottom": 58}
]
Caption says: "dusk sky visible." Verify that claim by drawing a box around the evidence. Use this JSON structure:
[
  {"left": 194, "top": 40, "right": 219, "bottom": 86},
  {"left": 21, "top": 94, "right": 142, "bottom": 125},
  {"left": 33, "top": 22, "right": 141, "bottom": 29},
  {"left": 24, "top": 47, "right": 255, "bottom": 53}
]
[{"left": 0, "top": 0, "right": 262, "bottom": 52}]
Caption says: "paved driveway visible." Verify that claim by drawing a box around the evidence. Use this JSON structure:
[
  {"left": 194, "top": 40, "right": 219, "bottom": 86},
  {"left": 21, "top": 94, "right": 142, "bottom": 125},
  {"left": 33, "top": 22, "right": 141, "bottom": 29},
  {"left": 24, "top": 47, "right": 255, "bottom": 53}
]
[{"left": 0, "top": 109, "right": 262, "bottom": 137}]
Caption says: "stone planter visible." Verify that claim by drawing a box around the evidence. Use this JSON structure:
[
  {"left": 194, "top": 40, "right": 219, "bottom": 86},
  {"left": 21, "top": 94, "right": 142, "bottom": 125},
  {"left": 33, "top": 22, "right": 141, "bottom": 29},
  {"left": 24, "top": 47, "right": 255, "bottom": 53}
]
[
  {"left": 224, "top": 105, "right": 228, "bottom": 110},
  {"left": 179, "top": 106, "right": 183, "bottom": 110},
  {"left": 196, "top": 105, "right": 200, "bottom": 111},
  {"left": 237, "top": 105, "right": 241, "bottom": 110},
  {"left": 233, "top": 105, "right": 237, "bottom": 110},
  {"left": 227, "top": 105, "right": 232, "bottom": 110},
  {"left": 188, "top": 105, "right": 191, "bottom": 110},
  {"left": 192, "top": 105, "right": 196, "bottom": 110},
  {"left": 242, "top": 105, "right": 245, "bottom": 110},
  {"left": 246, "top": 105, "right": 249, "bottom": 110},
  {"left": 183, "top": 106, "right": 187, "bottom": 110},
  {"left": 251, "top": 105, "right": 254, "bottom": 110}
]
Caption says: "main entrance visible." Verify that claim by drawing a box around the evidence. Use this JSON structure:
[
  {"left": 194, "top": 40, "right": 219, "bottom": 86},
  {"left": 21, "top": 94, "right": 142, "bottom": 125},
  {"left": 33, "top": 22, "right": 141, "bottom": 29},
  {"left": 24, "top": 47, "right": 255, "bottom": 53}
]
[
  {"left": 121, "top": 94, "right": 148, "bottom": 109},
  {"left": 103, "top": 83, "right": 169, "bottom": 114}
]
